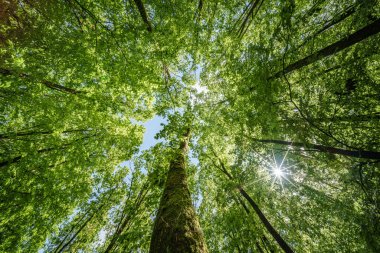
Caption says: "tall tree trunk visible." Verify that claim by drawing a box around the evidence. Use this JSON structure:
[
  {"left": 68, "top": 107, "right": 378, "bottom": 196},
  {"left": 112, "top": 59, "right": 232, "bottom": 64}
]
[
  {"left": 270, "top": 19, "right": 380, "bottom": 79},
  {"left": 57, "top": 204, "right": 103, "bottom": 253},
  {"left": 256, "top": 241, "right": 265, "bottom": 253},
  {"left": 236, "top": 0, "right": 265, "bottom": 37},
  {"left": 216, "top": 160, "right": 294, "bottom": 253},
  {"left": 252, "top": 138, "right": 380, "bottom": 160},
  {"left": 104, "top": 183, "right": 149, "bottom": 253},
  {"left": 282, "top": 113, "right": 380, "bottom": 124},
  {"left": 53, "top": 208, "right": 93, "bottom": 253},
  {"left": 149, "top": 129, "right": 208, "bottom": 253},
  {"left": 294, "top": 4, "right": 357, "bottom": 51},
  {"left": 297, "top": 0, "right": 325, "bottom": 23},
  {"left": 238, "top": 187, "right": 293, "bottom": 253},
  {"left": 133, "top": 0, "right": 152, "bottom": 32},
  {"left": 261, "top": 235, "right": 275, "bottom": 253}
]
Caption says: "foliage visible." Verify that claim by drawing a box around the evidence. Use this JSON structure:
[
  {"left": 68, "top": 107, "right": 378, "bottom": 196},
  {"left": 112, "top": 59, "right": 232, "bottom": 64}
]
[{"left": 0, "top": 0, "right": 379, "bottom": 252}]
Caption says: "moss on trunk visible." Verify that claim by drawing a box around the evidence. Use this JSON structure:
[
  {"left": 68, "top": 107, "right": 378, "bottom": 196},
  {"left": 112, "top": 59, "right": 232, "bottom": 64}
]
[{"left": 149, "top": 130, "right": 208, "bottom": 253}]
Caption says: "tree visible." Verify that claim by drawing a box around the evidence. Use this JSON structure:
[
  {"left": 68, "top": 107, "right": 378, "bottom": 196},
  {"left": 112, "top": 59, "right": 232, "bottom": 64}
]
[
  {"left": 251, "top": 138, "right": 380, "bottom": 160},
  {"left": 1, "top": 0, "right": 379, "bottom": 252},
  {"left": 212, "top": 156, "right": 294, "bottom": 253},
  {"left": 270, "top": 18, "right": 380, "bottom": 79},
  {"left": 150, "top": 128, "right": 208, "bottom": 253}
]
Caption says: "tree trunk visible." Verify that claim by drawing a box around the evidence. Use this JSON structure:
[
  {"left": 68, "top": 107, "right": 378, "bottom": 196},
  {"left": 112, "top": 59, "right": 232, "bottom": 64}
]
[
  {"left": 270, "top": 18, "right": 380, "bottom": 79},
  {"left": 256, "top": 242, "right": 265, "bottom": 253},
  {"left": 149, "top": 129, "right": 208, "bottom": 253},
  {"left": 282, "top": 113, "right": 380, "bottom": 124},
  {"left": 294, "top": 4, "right": 357, "bottom": 51},
  {"left": 57, "top": 205, "right": 102, "bottom": 253},
  {"left": 0, "top": 128, "right": 89, "bottom": 139},
  {"left": 253, "top": 138, "right": 380, "bottom": 160},
  {"left": 298, "top": 0, "right": 325, "bottom": 23},
  {"left": 238, "top": 187, "right": 293, "bottom": 253},
  {"left": 236, "top": 0, "right": 264, "bottom": 37},
  {"left": 133, "top": 0, "right": 152, "bottom": 32},
  {"left": 261, "top": 235, "right": 275, "bottom": 253},
  {"left": 0, "top": 67, "right": 82, "bottom": 94},
  {"left": 53, "top": 208, "right": 93, "bottom": 253},
  {"left": 104, "top": 183, "right": 149, "bottom": 253},
  {"left": 216, "top": 160, "right": 294, "bottom": 253},
  {"left": 0, "top": 135, "right": 95, "bottom": 168}
]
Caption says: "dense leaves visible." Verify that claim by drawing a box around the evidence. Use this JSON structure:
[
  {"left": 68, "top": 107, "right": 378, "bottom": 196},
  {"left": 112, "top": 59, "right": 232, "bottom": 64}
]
[{"left": 0, "top": 0, "right": 379, "bottom": 252}]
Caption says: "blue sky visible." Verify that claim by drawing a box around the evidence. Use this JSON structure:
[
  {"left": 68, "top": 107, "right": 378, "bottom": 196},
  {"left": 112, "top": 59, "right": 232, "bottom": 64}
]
[
  {"left": 140, "top": 116, "right": 167, "bottom": 151},
  {"left": 138, "top": 115, "right": 198, "bottom": 164},
  {"left": 137, "top": 63, "right": 203, "bottom": 153}
]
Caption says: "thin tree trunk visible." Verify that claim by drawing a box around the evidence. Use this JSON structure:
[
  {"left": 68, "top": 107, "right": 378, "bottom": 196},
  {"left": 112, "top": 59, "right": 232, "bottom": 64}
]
[
  {"left": 104, "top": 184, "right": 149, "bottom": 253},
  {"left": 236, "top": 0, "right": 265, "bottom": 37},
  {"left": 256, "top": 242, "right": 265, "bottom": 253},
  {"left": 149, "top": 129, "right": 208, "bottom": 253},
  {"left": 261, "top": 235, "right": 275, "bottom": 253},
  {"left": 213, "top": 158, "right": 293, "bottom": 253},
  {"left": 215, "top": 159, "right": 293, "bottom": 253},
  {"left": 0, "top": 135, "right": 95, "bottom": 168},
  {"left": 253, "top": 138, "right": 380, "bottom": 159},
  {"left": 297, "top": 0, "right": 325, "bottom": 23},
  {"left": 282, "top": 113, "right": 380, "bottom": 124},
  {"left": 53, "top": 208, "right": 93, "bottom": 253},
  {"left": 315, "top": 5, "right": 356, "bottom": 36},
  {"left": 56, "top": 187, "right": 117, "bottom": 253},
  {"left": 57, "top": 204, "right": 104, "bottom": 253},
  {"left": 0, "top": 128, "right": 89, "bottom": 139},
  {"left": 238, "top": 188, "right": 293, "bottom": 253},
  {"left": 133, "top": 0, "right": 152, "bottom": 32},
  {"left": 234, "top": 194, "right": 250, "bottom": 214},
  {"left": 0, "top": 67, "right": 82, "bottom": 94},
  {"left": 256, "top": 242, "right": 264, "bottom": 253},
  {"left": 270, "top": 19, "right": 380, "bottom": 79},
  {"left": 295, "top": 4, "right": 357, "bottom": 51}
]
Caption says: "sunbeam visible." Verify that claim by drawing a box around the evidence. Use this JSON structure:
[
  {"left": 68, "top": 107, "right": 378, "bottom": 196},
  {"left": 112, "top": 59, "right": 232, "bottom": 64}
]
[{"left": 270, "top": 149, "right": 295, "bottom": 190}]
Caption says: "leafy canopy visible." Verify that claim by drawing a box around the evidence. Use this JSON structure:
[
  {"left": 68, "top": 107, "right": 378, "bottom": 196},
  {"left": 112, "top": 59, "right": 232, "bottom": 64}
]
[{"left": 0, "top": 0, "right": 379, "bottom": 252}]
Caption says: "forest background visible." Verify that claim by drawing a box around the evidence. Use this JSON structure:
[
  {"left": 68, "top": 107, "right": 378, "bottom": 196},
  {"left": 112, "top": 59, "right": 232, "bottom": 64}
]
[{"left": 0, "top": 0, "right": 379, "bottom": 252}]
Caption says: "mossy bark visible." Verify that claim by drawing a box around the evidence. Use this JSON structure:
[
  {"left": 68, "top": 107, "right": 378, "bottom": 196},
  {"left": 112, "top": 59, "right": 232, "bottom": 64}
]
[{"left": 149, "top": 129, "right": 208, "bottom": 253}]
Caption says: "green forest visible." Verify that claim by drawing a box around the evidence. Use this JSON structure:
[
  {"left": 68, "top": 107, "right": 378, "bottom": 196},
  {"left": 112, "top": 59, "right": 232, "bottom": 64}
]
[{"left": 1, "top": 0, "right": 379, "bottom": 252}]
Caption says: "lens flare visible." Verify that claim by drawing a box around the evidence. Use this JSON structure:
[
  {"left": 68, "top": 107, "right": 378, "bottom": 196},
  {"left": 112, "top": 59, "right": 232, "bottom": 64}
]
[{"left": 273, "top": 167, "right": 284, "bottom": 177}]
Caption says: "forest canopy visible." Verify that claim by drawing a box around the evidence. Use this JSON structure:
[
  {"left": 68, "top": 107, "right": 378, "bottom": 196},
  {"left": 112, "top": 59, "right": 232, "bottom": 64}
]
[{"left": 0, "top": 0, "right": 379, "bottom": 252}]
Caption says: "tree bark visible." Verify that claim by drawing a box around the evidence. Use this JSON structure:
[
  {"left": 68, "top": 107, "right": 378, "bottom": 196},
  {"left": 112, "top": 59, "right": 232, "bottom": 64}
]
[
  {"left": 216, "top": 160, "right": 294, "bottom": 253},
  {"left": 256, "top": 241, "right": 266, "bottom": 253},
  {"left": 149, "top": 129, "right": 208, "bottom": 253},
  {"left": 270, "top": 19, "right": 380, "bottom": 79},
  {"left": 0, "top": 67, "right": 82, "bottom": 94},
  {"left": 294, "top": 4, "right": 357, "bottom": 51},
  {"left": 253, "top": 138, "right": 380, "bottom": 160},
  {"left": 282, "top": 113, "right": 380, "bottom": 124},
  {"left": 0, "top": 135, "right": 95, "bottom": 168},
  {"left": 0, "top": 128, "right": 88, "bottom": 139},
  {"left": 104, "top": 184, "right": 149, "bottom": 253},
  {"left": 238, "top": 187, "right": 293, "bottom": 253},
  {"left": 57, "top": 205, "right": 102, "bottom": 253},
  {"left": 133, "top": 0, "right": 153, "bottom": 32},
  {"left": 53, "top": 208, "right": 93, "bottom": 253}
]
